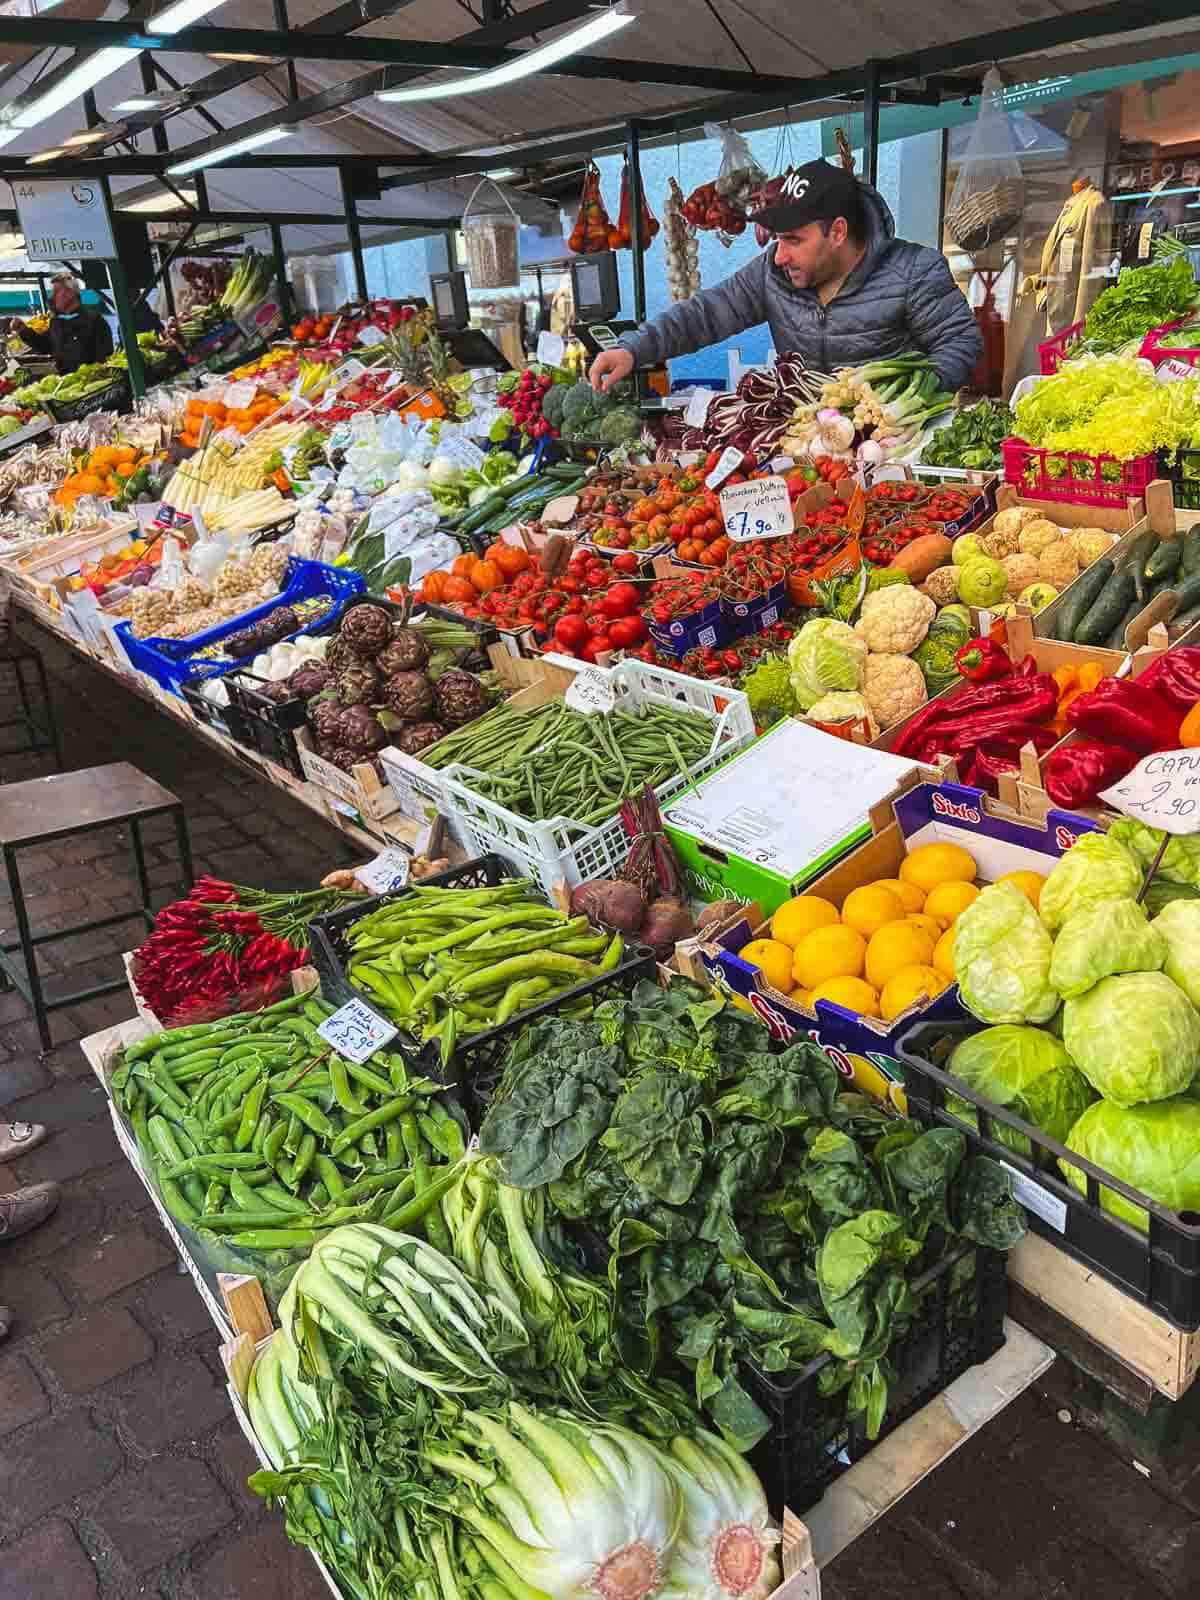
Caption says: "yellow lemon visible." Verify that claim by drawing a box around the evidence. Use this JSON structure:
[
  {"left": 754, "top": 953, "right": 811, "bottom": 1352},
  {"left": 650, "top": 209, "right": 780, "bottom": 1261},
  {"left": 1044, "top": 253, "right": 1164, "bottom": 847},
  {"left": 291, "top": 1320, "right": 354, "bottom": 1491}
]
[
  {"left": 865, "top": 921, "right": 935, "bottom": 991},
  {"left": 738, "top": 938, "right": 795, "bottom": 993},
  {"left": 998, "top": 869, "right": 1046, "bottom": 910},
  {"left": 879, "top": 964, "right": 950, "bottom": 1022},
  {"left": 841, "top": 884, "right": 907, "bottom": 939},
  {"left": 874, "top": 877, "right": 926, "bottom": 913},
  {"left": 923, "top": 881, "right": 980, "bottom": 927},
  {"left": 905, "top": 912, "right": 944, "bottom": 944},
  {"left": 770, "top": 894, "right": 840, "bottom": 949},
  {"left": 792, "top": 924, "right": 866, "bottom": 991},
  {"left": 899, "top": 842, "right": 978, "bottom": 894},
  {"left": 933, "top": 926, "right": 957, "bottom": 980},
  {"left": 809, "top": 976, "right": 880, "bottom": 1017}
]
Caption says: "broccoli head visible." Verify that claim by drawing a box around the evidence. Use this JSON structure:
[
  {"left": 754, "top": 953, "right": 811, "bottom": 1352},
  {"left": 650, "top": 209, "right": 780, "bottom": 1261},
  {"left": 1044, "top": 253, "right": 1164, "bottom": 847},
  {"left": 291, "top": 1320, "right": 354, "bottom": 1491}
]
[
  {"left": 541, "top": 382, "right": 568, "bottom": 427},
  {"left": 598, "top": 406, "right": 641, "bottom": 446},
  {"left": 561, "top": 380, "right": 601, "bottom": 429}
]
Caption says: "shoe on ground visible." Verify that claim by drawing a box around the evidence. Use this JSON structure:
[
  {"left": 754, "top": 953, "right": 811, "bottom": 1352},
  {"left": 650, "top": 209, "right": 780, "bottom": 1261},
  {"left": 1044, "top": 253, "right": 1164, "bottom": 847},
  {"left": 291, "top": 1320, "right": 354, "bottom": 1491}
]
[
  {"left": 0, "top": 1122, "right": 46, "bottom": 1164},
  {"left": 0, "top": 1181, "right": 60, "bottom": 1242}
]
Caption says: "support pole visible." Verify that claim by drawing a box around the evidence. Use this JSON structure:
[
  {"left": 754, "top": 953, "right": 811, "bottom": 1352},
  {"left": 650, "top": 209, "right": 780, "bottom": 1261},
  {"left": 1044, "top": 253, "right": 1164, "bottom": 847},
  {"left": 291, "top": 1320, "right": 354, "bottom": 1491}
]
[
  {"left": 141, "top": 57, "right": 170, "bottom": 155},
  {"left": 341, "top": 166, "right": 368, "bottom": 302},
  {"left": 269, "top": 222, "right": 291, "bottom": 322},
  {"left": 625, "top": 119, "right": 647, "bottom": 322},
  {"left": 272, "top": 0, "right": 300, "bottom": 102},
  {"left": 863, "top": 61, "right": 880, "bottom": 188},
  {"left": 99, "top": 178, "right": 146, "bottom": 399}
]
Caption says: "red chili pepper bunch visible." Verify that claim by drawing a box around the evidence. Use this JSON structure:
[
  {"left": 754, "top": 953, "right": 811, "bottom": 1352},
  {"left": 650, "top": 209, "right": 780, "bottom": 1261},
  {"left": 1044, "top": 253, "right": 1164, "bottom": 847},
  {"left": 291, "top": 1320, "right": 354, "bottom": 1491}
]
[{"left": 131, "top": 878, "right": 363, "bottom": 1025}]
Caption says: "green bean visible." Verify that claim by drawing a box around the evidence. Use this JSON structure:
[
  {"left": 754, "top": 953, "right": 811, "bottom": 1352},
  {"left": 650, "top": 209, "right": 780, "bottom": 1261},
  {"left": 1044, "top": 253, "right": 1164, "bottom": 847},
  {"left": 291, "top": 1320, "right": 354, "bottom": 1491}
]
[
  {"left": 234, "top": 1076, "right": 267, "bottom": 1151},
  {"left": 292, "top": 1132, "right": 317, "bottom": 1184},
  {"left": 314, "top": 1154, "right": 345, "bottom": 1200},
  {"left": 262, "top": 1119, "right": 288, "bottom": 1168},
  {"left": 343, "top": 1059, "right": 394, "bottom": 1097},
  {"left": 340, "top": 1167, "right": 413, "bottom": 1203},
  {"left": 382, "top": 1166, "right": 460, "bottom": 1234},
  {"left": 229, "top": 1172, "right": 273, "bottom": 1212}
]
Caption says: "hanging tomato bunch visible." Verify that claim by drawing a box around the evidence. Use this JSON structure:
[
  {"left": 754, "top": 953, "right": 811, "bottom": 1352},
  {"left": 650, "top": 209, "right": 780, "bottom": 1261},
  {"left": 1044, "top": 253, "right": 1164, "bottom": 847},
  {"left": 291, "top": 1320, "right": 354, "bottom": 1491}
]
[
  {"left": 568, "top": 163, "right": 614, "bottom": 254},
  {"left": 609, "top": 159, "right": 660, "bottom": 250},
  {"left": 681, "top": 181, "right": 747, "bottom": 238}
]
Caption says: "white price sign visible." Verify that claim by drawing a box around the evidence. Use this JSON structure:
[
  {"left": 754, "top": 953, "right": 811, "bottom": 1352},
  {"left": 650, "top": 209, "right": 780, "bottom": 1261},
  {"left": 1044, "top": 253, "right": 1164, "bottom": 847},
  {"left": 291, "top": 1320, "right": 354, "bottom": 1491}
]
[
  {"left": 339, "top": 358, "right": 367, "bottom": 381},
  {"left": 356, "top": 846, "right": 411, "bottom": 894},
  {"left": 565, "top": 667, "right": 616, "bottom": 715},
  {"left": 356, "top": 324, "right": 388, "bottom": 348},
  {"left": 719, "top": 476, "right": 794, "bottom": 542},
  {"left": 684, "top": 387, "right": 716, "bottom": 428},
  {"left": 317, "top": 388, "right": 340, "bottom": 412},
  {"left": 705, "top": 446, "right": 744, "bottom": 490},
  {"left": 769, "top": 455, "right": 795, "bottom": 473},
  {"left": 223, "top": 381, "right": 256, "bottom": 410},
  {"left": 1100, "top": 749, "right": 1200, "bottom": 835},
  {"left": 536, "top": 331, "right": 566, "bottom": 366},
  {"left": 317, "top": 998, "right": 397, "bottom": 1064}
]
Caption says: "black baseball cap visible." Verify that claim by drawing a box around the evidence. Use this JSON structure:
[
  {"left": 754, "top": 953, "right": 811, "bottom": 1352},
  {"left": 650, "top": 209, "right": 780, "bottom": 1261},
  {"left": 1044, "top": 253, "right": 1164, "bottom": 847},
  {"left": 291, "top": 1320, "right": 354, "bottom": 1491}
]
[{"left": 749, "top": 160, "right": 862, "bottom": 234}]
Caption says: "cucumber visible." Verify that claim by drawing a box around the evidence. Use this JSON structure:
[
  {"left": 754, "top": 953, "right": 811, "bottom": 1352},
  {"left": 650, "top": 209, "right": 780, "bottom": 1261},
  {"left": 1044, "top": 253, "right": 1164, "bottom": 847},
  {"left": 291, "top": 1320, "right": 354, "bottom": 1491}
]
[
  {"left": 1145, "top": 537, "right": 1182, "bottom": 584},
  {"left": 457, "top": 493, "right": 509, "bottom": 534},
  {"left": 1104, "top": 595, "right": 1145, "bottom": 651},
  {"left": 1170, "top": 599, "right": 1200, "bottom": 634},
  {"left": 1053, "top": 558, "right": 1113, "bottom": 641},
  {"left": 1075, "top": 568, "right": 1137, "bottom": 644},
  {"left": 1121, "top": 531, "right": 1157, "bottom": 600},
  {"left": 1170, "top": 571, "right": 1200, "bottom": 615},
  {"left": 1181, "top": 524, "right": 1200, "bottom": 575}
]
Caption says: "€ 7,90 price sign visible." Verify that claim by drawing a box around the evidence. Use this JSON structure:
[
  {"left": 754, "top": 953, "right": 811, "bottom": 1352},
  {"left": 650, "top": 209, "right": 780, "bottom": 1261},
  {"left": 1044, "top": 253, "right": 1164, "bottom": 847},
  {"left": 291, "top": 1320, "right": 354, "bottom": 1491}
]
[{"left": 718, "top": 476, "right": 795, "bottom": 543}]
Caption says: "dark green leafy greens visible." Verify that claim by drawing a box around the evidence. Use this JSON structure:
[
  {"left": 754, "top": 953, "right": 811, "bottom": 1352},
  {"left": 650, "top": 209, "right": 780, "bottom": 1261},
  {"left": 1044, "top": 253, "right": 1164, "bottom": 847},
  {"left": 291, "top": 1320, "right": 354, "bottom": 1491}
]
[
  {"left": 479, "top": 979, "right": 1025, "bottom": 1451},
  {"left": 921, "top": 399, "right": 1014, "bottom": 470},
  {"left": 1081, "top": 254, "right": 1200, "bottom": 355}
]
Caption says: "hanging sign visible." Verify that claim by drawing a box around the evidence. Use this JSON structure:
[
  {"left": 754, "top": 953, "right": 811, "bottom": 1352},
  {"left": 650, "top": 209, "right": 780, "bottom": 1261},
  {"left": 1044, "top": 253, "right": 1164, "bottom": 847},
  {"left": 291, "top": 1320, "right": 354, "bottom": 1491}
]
[
  {"left": 13, "top": 178, "right": 118, "bottom": 262},
  {"left": 536, "top": 331, "right": 566, "bottom": 366},
  {"left": 357, "top": 324, "right": 388, "bottom": 348},
  {"left": 1100, "top": 749, "right": 1200, "bottom": 835}
]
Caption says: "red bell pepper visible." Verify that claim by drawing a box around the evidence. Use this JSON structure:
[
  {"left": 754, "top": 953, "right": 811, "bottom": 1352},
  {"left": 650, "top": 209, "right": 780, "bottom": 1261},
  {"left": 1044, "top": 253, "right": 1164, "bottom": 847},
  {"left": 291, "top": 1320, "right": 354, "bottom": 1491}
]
[
  {"left": 893, "top": 670, "right": 1059, "bottom": 765},
  {"left": 1066, "top": 677, "right": 1182, "bottom": 754},
  {"left": 954, "top": 636, "right": 1011, "bottom": 684},
  {"left": 1134, "top": 648, "right": 1200, "bottom": 713},
  {"left": 1043, "top": 739, "right": 1134, "bottom": 809}
]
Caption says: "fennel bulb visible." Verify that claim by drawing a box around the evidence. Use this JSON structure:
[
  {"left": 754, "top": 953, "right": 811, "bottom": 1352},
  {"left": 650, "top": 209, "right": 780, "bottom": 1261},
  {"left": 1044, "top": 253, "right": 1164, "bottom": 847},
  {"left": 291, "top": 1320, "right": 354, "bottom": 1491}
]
[{"left": 661, "top": 1432, "right": 781, "bottom": 1599}]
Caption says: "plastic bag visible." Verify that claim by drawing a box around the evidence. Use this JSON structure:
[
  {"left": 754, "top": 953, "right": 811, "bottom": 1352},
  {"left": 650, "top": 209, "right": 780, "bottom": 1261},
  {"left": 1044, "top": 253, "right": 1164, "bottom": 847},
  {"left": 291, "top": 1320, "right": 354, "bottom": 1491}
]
[
  {"left": 947, "top": 68, "right": 1025, "bottom": 252},
  {"left": 708, "top": 121, "right": 766, "bottom": 205}
]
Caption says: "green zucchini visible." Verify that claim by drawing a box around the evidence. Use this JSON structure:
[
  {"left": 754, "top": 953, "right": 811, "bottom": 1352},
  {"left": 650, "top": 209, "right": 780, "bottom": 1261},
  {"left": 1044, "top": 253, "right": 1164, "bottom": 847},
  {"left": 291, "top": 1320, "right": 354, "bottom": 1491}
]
[
  {"left": 1145, "top": 537, "right": 1182, "bottom": 584},
  {"left": 1181, "top": 524, "right": 1200, "bottom": 575},
  {"left": 1169, "top": 571, "right": 1200, "bottom": 615},
  {"left": 1075, "top": 568, "right": 1137, "bottom": 644},
  {"left": 1170, "top": 599, "right": 1200, "bottom": 634},
  {"left": 1053, "top": 558, "right": 1112, "bottom": 641},
  {"left": 1121, "top": 531, "right": 1158, "bottom": 600},
  {"left": 1104, "top": 595, "right": 1145, "bottom": 651}
]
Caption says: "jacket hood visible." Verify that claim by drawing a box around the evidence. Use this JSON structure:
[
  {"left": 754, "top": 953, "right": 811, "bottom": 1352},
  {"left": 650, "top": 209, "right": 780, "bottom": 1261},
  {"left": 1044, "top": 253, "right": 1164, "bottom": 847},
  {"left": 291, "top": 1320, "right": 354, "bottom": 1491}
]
[{"left": 768, "top": 177, "right": 897, "bottom": 293}]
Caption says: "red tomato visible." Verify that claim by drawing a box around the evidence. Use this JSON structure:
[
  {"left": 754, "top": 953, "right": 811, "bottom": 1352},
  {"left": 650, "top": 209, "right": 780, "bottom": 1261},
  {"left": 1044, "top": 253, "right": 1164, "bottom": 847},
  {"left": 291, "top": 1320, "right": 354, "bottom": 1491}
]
[
  {"left": 553, "top": 614, "right": 589, "bottom": 650},
  {"left": 611, "top": 552, "right": 639, "bottom": 574}
]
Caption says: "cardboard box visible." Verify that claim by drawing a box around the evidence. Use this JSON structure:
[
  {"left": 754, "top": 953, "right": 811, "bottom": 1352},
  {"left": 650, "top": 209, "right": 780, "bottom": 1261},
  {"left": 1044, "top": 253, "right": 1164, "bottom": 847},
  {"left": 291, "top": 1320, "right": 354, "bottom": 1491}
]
[
  {"left": 661, "top": 719, "right": 924, "bottom": 913},
  {"left": 296, "top": 726, "right": 399, "bottom": 822},
  {"left": 698, "top": 779, "right": 1102, "bottom": 1109},
  {"left": 874, "top": 462, "right": 1000, "bottom": 539}
]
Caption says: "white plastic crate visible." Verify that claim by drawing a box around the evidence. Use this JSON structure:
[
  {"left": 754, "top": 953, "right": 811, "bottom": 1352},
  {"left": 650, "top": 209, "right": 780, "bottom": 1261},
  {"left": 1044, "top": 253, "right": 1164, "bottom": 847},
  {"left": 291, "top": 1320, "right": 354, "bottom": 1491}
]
[
  {"left": 377, "top": 744, "right": 464, "bottom": 848},
  {"left": 437, "top": 655, "right": 755, "bottom": 898}
]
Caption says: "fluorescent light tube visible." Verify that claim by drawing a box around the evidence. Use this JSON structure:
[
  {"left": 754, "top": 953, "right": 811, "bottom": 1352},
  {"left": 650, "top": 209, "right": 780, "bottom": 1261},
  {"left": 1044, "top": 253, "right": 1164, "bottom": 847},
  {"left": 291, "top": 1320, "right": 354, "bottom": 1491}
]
[
  {"left": 152, "top": 0, "right": 227, "bottom": 27},
  {"left": 119, "top": 188, "right": 198, "bottom": 213},
  {"left": 62, "top": 123, "right": 126, "bottom": 147},
  {"left": 26, "top": 147, "right": 67, "bottom": 164},
  {"left": 114, "top": 94, "right": 178, "bottom": 113},
  {"left": 378, "top": 5, "right": 635, "bottom": 103},
  {"left": 167, "top": 125, "right": 292, "bottom": 176}
]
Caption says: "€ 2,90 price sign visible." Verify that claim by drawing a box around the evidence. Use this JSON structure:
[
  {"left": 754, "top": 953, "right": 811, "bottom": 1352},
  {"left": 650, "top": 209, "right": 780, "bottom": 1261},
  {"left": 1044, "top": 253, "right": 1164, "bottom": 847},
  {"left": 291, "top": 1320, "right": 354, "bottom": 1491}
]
[
  {"left": 719, "top": 477, "right": 794, "bottom": 542},
  {"left": 317, "top": 998, "right": 397, "bottom": 1064}
]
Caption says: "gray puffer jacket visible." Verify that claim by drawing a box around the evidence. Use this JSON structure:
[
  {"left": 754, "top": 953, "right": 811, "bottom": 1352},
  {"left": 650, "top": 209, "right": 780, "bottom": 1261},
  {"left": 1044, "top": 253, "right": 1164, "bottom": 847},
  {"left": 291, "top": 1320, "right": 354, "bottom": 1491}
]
[{"left": 618, "top": 183, "right": 981, "bottom": 391}]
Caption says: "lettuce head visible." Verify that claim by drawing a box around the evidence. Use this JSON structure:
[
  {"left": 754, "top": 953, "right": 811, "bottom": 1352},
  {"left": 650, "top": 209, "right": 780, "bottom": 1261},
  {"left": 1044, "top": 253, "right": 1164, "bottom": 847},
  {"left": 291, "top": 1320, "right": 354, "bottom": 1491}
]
[
  {"left": 787, "top": 618, "right": 867, "bottom": 712},
  {"left": 1063, "top": 971, "right": 1200, "bottom": 1106},
  {"left": 1062, "top": 1097, "right": 1200, "bottom": 1230},
  {"left": 948, "top": 1025, "right": 1095, "bottom": 1155},
  {"left": 1109, "top": 819, "right": 1200, "bottom": 888},
  {"left": 954, "top": 882, "right": 1058, "bottom": 1025},
  {"left": 1039, "top": 831, "right": 1142, "bottom": 935},
  {"left": 1049, "top": 896, "right": 1166, "bottom": 1000},
  {"left": 1153, "top": 899, "right": 1200, "bottom": 1008}
]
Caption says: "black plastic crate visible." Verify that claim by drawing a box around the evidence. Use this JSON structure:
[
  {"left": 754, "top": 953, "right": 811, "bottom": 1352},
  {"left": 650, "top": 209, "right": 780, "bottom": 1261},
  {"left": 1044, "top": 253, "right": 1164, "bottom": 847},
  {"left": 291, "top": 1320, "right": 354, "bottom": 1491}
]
[
  {"left": 899, "top": 1019, "right": 1200, "bottom": 1331},
  {"left": 308, "top": 852, "right": 655, "bottom": 1120},
  {"left": 179, "top": 666, "right": 253, "bottom": 746},
  {"left": 224, "top": 670, "right": 307, "bottom": 779},
  {"left": 746, "top": 1240, "right": 1007, "bottom": 1517},
  {"left": 45, "top": 374, "right": 131, "bottom": 422},
  {"left": 1164, "top": 448, "right": 1200, "bottom": 514}
]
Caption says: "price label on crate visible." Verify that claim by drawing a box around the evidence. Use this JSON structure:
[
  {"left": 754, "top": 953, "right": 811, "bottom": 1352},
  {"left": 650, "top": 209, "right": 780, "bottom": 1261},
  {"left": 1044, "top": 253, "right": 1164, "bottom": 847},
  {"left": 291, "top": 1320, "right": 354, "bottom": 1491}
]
[
  {"left": 564, "top": 667, "right": 615, "bottom": 715},
  {"left": 223, "top": 381, "right": 256, "bottom": 410},
  {"left": 1159, "top": 357, "right": 1196, "bottom": 383},
  {"left": 1100, "top": 750, "right": 1200, "bottom": 835},
  {"left": 317, "top": 998, "right": 397, "bottom": 1064},
  {"left": 684, "top": 387, "right": 715, "bottom": 429},
  {"left": 719, "top": 476, "right": 794, "bottom": 542},
  {"left": 356, "top": 846, "right": 411, "bottom": 894},
  {"left": 357, "top": 324, "right": 387, "bottom": 348},
  {"left": 705, "top": 445, "right": 744, "bottom": 490},
  {"left": 536, "top": 331, "right": 565, "bottom": 366}
]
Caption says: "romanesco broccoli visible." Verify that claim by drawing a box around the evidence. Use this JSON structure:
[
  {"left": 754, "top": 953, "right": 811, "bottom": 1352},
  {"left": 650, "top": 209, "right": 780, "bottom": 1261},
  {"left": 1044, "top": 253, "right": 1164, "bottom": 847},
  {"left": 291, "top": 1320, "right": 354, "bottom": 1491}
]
[{"left": 742, "top": 655, "right": 797, "bottom": 730}]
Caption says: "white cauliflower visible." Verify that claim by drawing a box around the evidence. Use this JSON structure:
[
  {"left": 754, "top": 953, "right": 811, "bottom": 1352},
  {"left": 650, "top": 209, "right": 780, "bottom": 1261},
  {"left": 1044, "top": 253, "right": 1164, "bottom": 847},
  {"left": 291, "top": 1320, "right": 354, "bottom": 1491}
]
[
  {"left": 1038, "top": 542, "right": 1080, "bottom": 588},
  {"left": 1002, "top": 553, "right": 1040, "bottom": 596},
  {"left": 862, "top": 653, "right": 927, "bottom": 730},
  {"left": 1018, "top": 518, "right": 1062, "bottom": 556},
  {"left": 853, "top": 586, "right": 936, "bottom": 654},
  {"left": 1066, "top": 528, "right": 1118, "bottom": 567}
]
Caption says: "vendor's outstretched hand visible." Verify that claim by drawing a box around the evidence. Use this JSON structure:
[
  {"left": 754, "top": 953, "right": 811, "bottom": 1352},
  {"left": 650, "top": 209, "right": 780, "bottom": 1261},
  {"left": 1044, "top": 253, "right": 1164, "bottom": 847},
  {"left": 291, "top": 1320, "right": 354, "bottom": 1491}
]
[{"left": 589, "top": 347, "right": 634, "bottom": 392}]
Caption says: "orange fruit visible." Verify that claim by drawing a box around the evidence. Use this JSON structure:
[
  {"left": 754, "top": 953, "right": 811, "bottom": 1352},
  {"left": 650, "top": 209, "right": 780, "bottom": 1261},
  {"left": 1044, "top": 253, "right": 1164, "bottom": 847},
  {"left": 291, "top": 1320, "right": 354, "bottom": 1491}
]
[
  {"left": 738, "top": 938, "right": 795, "bottom": 993},
  {"left": 924, "top": 881, "right": 980, "bottom": 927},
  {"left": 792, "top": 925, "right": 866, "bottom": 991},
  {"left": 841, "top": 884, "right": 906, "bottom": 938},
  {"left": 879, "top": 964, "right": 950, "bottom": 1022},
  {"left": 865, "top": 922, "right": 935, "bottom": 991},
  {"left": 874, "top": 877, "right": 925, "bottom": 913},
  {"left": 809, "top": 976, "right": 880, "bottom": 1017},
  {"left": 899, "top": 842, "right": 978, "bottom": 894},
  {"left": 997, "top": 870, "right": 1045, "bottom": 910},
  {"left": 770, "top": 895, "right": 839, "bottom": 949}
]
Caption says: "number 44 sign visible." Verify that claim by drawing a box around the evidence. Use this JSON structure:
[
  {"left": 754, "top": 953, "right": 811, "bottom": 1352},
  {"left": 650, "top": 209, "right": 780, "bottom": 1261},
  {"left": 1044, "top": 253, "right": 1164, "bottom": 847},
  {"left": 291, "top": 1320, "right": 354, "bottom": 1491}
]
[
  {"left": 1100, "top": 749, "right": 1200, "bottom": 834},
  {"left": 719, "top": 476, "right": 794, "bottom": 543}
]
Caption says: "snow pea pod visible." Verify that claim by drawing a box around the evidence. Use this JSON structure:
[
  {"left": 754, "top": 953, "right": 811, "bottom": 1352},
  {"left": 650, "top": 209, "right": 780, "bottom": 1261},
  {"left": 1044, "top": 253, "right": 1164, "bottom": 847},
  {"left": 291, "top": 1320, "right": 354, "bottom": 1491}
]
[
  {"left": 271, "top": 1093, "right": 335, "bottom": 1140},
  {"left": 330, "top": 1096, "right": 413, "bottom": 1157}
]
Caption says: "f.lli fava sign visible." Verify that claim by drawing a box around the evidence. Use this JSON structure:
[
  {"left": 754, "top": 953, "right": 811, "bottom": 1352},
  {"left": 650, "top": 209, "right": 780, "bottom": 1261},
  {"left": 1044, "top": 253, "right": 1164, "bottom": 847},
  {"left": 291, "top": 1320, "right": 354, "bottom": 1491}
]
[{"left": 11, "top": 179, "right": 118, "bottom": 263}]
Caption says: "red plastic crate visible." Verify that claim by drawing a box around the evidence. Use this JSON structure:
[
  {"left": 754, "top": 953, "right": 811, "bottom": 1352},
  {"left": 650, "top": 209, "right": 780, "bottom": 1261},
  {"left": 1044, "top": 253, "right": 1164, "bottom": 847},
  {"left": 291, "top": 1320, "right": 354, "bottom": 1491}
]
[
  {"left": 1038, "top": 320, "right": 1084, "bottom": 375},
  {"left": 1139, "top": 318, "right": 1200, "bottom": 372},
  {"left": 1001, "top": 437, "right": 1157, "bottom": 509}
]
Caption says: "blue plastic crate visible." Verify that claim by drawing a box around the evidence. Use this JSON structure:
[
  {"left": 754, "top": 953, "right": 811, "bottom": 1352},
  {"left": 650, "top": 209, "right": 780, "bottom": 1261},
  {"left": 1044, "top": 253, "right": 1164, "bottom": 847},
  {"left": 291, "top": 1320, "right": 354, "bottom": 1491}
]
[{"left": 115, "top": 557, "right": 364, "bottom": 696}]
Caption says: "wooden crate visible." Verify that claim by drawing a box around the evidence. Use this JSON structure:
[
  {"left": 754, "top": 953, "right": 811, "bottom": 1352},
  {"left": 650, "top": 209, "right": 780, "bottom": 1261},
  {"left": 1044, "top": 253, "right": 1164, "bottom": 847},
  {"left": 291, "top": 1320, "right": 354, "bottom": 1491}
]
[{"left": 1007, "top": 1233, "right": 1200, "bottom": 1404}]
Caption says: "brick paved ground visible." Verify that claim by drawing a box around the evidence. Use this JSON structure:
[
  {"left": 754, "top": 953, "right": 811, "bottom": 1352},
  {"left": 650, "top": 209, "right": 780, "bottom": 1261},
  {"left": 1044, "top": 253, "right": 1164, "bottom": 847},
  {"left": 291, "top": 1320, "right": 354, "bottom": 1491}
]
[{"left": 0, "top": 620, "right": 1197, "bottom": 1599}]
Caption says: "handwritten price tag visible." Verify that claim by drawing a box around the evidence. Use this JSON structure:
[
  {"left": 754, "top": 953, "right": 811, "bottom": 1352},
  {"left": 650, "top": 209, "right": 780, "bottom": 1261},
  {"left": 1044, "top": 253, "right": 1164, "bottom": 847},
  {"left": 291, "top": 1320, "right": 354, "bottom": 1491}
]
[
  {"left": 684, "top": 387, "right": 716, "bottom": 429},
  {"left": 1159, "top": 358, "right": 1197, "bottom": 384},
  {"left": 356, "top": 846, "right": 411, "bottom": 894},
  {"left": 317, "top": 998, "right": 397, "bottom": 1065},
  {"left": 1100, "top": 749, "right": 1200, "bottom": 835},
  {"left": 565, "top": 667, "right": 615, "bottom": 715},
  {"left": 719, "top": 476, "right": 794, "bottom": 542},
  {"left": 536, "top": 331, "right": 566, "bottom": 366},
  {"left": 223, "top": 381, "right": 256, "bottom": 410},
  {"left": 357, "top": 324, "right": 387, "bottom": 348}
]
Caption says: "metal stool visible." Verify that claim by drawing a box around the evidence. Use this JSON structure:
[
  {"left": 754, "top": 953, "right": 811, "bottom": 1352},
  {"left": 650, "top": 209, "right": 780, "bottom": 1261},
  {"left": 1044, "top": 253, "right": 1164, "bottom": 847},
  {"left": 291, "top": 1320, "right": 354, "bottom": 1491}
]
[
  {"left": 0, "top": 762, "right": 193, "bottom": 1050},
  {"left": 0, "top": 614, "right": 61, "bottom": 770}
]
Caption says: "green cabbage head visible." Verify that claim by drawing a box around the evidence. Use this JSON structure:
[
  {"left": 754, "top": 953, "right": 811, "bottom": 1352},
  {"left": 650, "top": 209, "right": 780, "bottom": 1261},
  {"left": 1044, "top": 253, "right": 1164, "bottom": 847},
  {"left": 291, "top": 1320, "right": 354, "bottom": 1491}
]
[
  {"left": 948, "top": 1025, "right": 1095, "bottom": 1155},
  {"left": 1038, "top": 831, "right": 1142, "bottom": 935},
  {"left": 1048, "top": 896, "right": 1166, "bottom": 1000},
  {"left": 953, "top": 881, "right": 1058, "bottom": 1025},
  {"left": 1152, "top": 899, "right": 1200, "bottom": 1007},
  {"left": 787, "top": 618, "right": 867, "bottom": 711},
  {"left": 1062, "top": 1097, "right": 1200, "bottom": 1230},
  {"left": 1063, "top": 971, "right": 1200, "bottom": 1106}
]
